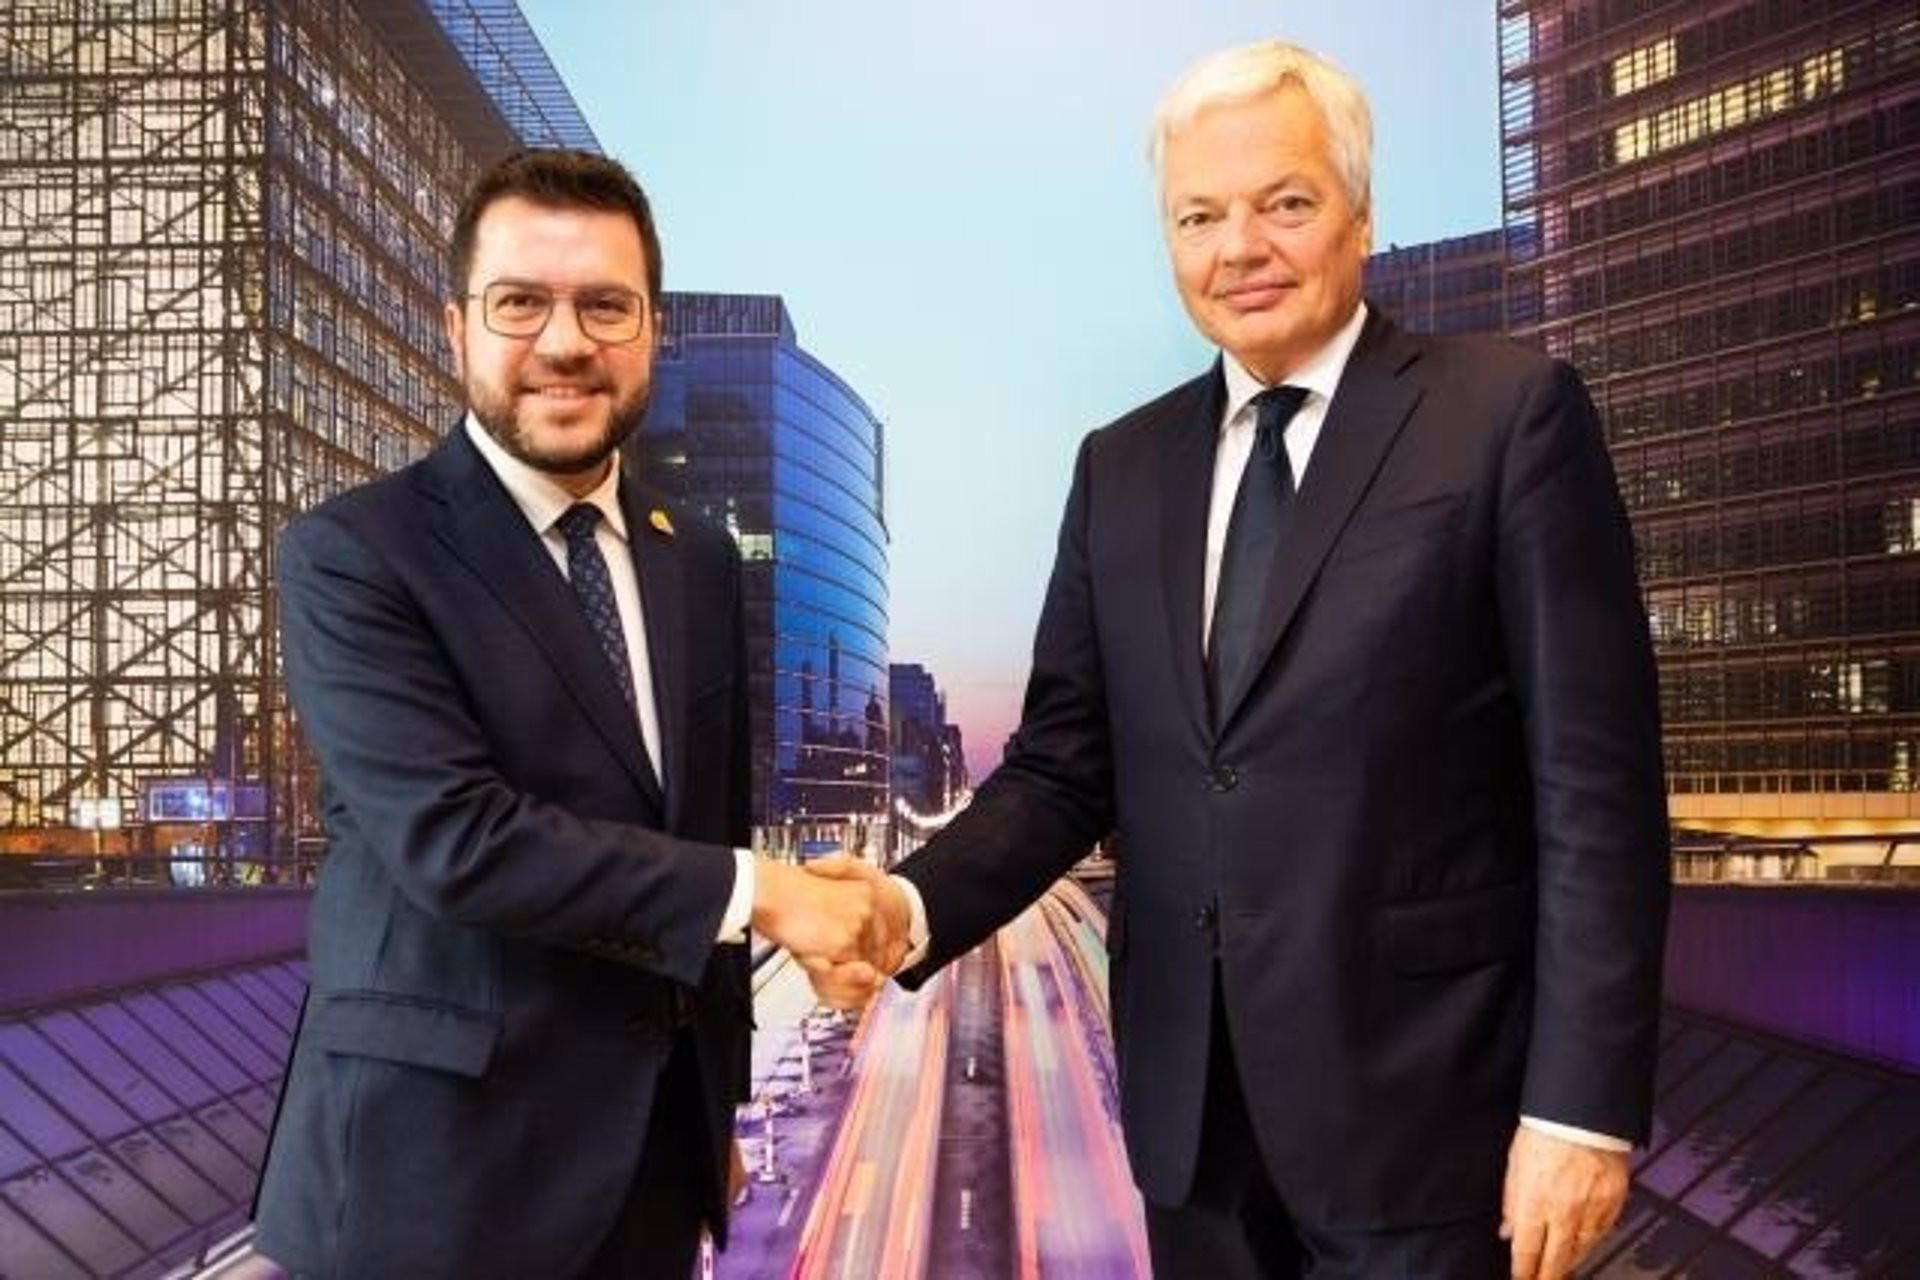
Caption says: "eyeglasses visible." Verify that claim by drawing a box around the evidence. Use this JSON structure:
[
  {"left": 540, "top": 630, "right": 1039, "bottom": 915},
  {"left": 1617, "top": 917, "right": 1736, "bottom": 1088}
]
[{"left": 466, "top": 281, "right": 651, "bottom": 344}]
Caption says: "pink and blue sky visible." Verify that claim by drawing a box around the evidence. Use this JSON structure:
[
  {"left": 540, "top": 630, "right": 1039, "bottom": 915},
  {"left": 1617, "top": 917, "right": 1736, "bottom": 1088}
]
[{"left": 520, "top": 1, "right": 1504, "bottom": 777}]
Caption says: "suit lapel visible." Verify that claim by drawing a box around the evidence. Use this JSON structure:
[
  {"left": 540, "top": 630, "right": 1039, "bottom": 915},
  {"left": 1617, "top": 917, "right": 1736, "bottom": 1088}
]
[
  {"left": 421, "top": 430, "right": 667, "bottom": 814},
  {"left": 1157, "top": 364, "right": 1228, "bottom": 746},
  {"left": 1215, "top": 313, "right": 1428, "bottom": 732},
  {"left": 620, "top": 479, "right": 687, "bottom": 829}
]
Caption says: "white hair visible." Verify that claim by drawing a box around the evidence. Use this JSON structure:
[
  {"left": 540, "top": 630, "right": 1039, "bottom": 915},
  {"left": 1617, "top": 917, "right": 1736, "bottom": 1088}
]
[{"left": 1148, "top": 41, "right": 1374, "bottom": 215}]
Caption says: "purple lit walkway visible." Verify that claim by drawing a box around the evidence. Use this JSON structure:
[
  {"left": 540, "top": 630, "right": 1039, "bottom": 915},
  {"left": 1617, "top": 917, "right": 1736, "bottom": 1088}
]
[
  {"left": 0, "top": 958, "right": 303, "bottom": 1278},
  {"left": 1, "top": 880, "right": 1915, "bottom": 1277}
]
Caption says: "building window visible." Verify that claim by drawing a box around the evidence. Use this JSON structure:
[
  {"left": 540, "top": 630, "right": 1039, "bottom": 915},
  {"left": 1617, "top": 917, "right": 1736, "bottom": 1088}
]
[
  {"left": 1609, "top": 36, "right": 1677, "bottom": 97},
  {"left": 1893, "top": 740, "right": 1916, "bottom": 792},
  {"left": 1612, "top": 45, "right": 1851, "bottom": 165},
  {"left": 1884, "top": 499, "right": 1920, "bottom": 554},
  {"left": 1837, "top": 659, "right": 1891, "bottom": 714}
]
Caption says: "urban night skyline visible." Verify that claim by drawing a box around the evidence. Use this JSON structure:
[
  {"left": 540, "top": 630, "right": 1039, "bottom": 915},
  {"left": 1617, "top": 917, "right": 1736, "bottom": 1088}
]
[{"left": 1, "top": 1, "right": 1916, "bottom": 1277}]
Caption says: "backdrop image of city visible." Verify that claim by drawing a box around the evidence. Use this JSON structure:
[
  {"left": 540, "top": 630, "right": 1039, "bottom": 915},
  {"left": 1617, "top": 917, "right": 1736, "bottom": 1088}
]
[{"left": 3, "top": 1, "right": 1916, "bottom": 1277}]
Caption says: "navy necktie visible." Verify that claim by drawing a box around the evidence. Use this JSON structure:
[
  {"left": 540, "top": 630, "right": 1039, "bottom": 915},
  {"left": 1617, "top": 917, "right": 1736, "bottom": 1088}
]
[
  {"left": 1208, "top": 385, "right": 1311, "bottom": 720},
  {"left": 557, "top": 502, "right": 639, "bottom": 716}
]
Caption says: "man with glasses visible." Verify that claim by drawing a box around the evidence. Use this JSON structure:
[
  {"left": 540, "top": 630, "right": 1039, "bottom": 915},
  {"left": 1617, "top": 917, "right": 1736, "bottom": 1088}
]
[{"left": 254, "top": 149, "right": 897, "bottom": 1279}]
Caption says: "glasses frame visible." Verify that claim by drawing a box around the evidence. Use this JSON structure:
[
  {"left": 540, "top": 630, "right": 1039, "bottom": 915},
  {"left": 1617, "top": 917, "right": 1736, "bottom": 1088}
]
[{"left": 464, "top": 280, "right": 653, "bottom": 345}]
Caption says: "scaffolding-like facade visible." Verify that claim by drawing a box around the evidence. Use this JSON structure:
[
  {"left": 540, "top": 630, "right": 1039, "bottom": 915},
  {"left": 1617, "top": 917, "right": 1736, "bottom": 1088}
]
[
  {"left": 1500, "top": 0, "right": 1920, "bottom": 816},
  {"left": 0, "top": 0, "right": 591, "bottom": 872}
]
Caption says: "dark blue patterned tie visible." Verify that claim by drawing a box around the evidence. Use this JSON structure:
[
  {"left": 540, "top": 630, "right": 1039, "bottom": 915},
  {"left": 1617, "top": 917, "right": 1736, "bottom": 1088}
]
[
  {"left": 557, "top": 503, "right": 638, "bottom": 714},
  {"left": 1208, "top": 385, "right": 1311, "bottom": 720}
]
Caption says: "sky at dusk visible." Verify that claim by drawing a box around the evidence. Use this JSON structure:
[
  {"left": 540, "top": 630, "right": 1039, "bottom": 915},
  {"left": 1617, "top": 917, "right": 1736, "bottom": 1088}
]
[{"left": 519, "top": 2, "right": 1505, "bottom": 778}]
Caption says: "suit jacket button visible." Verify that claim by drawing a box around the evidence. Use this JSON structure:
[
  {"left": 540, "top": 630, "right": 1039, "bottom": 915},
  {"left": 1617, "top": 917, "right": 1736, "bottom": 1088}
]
[
  {"left": 1208, "top": 765, "right": 1238, "bottom": 792},
  {"left": 1194, "top": 903, "right": 1218, "bottom": 931}
]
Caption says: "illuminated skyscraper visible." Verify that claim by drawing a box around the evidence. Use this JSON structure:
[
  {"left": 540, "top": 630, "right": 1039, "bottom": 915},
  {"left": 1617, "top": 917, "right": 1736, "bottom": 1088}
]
[
  {"left": 889, "top": 661, "right": 966, "bottom": 816},
  {"left": 1499, "top": 0, "right": 1920, "bottom": 849},
  {"left": 632, "top": 293, "right": 892, "bottom": 854},
  {"left": 0, "top": 0, "right": 594, "bottom": 869}
]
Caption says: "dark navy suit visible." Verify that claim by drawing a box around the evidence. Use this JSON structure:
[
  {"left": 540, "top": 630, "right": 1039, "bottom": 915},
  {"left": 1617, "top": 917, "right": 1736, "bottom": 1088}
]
[
  {"left": 897, "top": 310, "right": 1670, "bottom": 1238},
  {"left": 253, "top": 426, "right": 751, "bottom": 1278}
]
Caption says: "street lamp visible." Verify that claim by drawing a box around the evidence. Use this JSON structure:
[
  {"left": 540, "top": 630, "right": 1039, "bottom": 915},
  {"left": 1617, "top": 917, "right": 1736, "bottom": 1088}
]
[{"left": 73, "top": 794, "right": 122, "bottom": 886}]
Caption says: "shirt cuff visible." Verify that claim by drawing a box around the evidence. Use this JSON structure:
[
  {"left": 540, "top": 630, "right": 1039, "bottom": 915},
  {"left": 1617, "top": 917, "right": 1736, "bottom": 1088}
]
[
  {"left": 1519, "top": 1115, "right": 1632, "bottom": 1152},
  {"left": 891, "top": 873, "right": 931, "bottom": 972},
  {"left": 716, "top": 848, "right": 755, "bottom": 943}
]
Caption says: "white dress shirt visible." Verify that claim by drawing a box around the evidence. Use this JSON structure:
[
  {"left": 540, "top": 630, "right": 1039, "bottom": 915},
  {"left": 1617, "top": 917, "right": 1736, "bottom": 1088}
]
[{"left": 464, "top": 416, "right": 756, "bottom": 942}]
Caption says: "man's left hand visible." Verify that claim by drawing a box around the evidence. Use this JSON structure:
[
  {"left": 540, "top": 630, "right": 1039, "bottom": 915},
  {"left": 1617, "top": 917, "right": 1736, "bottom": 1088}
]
[{"left": 1500, "top": 1125, "right": 1629, "bottom": 1280}]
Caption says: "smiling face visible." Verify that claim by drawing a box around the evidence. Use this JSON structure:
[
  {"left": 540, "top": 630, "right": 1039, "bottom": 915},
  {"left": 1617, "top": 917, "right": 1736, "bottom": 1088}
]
[
  {"left": 443, "top": 195, "right": 656, "bottom": 495},
  {"left": 1161, "top": 85, "right": 1371, "bottom": 384}
]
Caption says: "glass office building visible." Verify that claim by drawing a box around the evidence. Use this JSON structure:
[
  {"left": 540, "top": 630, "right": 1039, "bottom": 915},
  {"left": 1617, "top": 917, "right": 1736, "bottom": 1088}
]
[
  {"left": 0, "top": 0, "right": 595, "bottom": 870},
  {"left": 1500, "top": 0, "right": 1920, "bottom": 838},
  {"left": 1364, "top": 227, "right": 1521, "bottom": 337},
  {"left": 632, "top": 293, "right": 891, "bottom": 853},
  {"left": 889, "top": 660, "right": 966, "bottom": 817}
]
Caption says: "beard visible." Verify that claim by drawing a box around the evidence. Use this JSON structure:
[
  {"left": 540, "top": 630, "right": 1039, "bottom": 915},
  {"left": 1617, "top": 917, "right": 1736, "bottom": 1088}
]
[{"left": 465, "top": 355, "right": 650, "bottom": 480}]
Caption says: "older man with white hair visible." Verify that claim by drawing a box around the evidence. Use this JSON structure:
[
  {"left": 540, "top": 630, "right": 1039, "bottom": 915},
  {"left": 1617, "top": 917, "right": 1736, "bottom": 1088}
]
[{"left": 840, "top": 39, "right": 1671, "bottom": 1278}]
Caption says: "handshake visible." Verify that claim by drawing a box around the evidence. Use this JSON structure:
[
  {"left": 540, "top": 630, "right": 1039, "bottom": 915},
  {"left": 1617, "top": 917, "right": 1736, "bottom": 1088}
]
[{"left": 749, "top": 854, "right": 914, "bottom": 1009}]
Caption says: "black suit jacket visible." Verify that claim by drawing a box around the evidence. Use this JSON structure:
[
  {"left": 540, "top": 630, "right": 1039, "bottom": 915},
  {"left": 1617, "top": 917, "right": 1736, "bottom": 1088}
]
[
  {"left": 898, "top": 310, "right": 1670, "bottom": 1229},
  {"left": 253, "top": 427, "right": 752, "bottom": 1277}
]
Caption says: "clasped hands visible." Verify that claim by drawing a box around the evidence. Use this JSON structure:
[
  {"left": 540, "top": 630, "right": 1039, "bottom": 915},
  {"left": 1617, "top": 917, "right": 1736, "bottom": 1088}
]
[{"left": 750, "top": 854, "right": 911, "bottom": 1009}]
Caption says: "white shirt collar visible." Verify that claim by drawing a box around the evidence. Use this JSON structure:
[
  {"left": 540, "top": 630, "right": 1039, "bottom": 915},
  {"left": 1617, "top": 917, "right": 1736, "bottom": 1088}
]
[
  {"left": 1220, "top": 301, "right": 1369, "bottom": 429},
  {"left": 462, "top": 413, "right": 628, "bottom": 543}
]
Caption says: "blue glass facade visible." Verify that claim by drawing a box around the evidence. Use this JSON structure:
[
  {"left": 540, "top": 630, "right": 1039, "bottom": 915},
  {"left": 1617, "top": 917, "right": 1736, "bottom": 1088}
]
[{"left": 633, "top": 295, "right": 890, "bottom": 844}]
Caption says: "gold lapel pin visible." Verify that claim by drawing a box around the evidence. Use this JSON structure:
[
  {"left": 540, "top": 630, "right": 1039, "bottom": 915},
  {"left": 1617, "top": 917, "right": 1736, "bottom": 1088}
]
[{"left": 648, "top": 508, "right": 675, "bottom": 538}]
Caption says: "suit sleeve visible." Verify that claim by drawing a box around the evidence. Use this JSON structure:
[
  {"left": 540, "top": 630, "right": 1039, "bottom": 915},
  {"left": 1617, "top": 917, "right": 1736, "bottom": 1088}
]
[
  {"left": 1495, "top": 359, "right": 1671, "bottom": 1143},
  {"left": 895, "top": 436, "right": 1115, "bottom": 981},
  {"left": 277, "top": 510, "right": 736, "bottom": 989}
]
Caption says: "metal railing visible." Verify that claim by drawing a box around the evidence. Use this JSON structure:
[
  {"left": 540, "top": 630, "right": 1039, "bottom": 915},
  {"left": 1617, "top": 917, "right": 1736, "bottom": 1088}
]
[
  {"left": 1667, "top": 769, "right": 1920, "bottom": 795},
  {"left": 0, "top": 852, "right": 324, "bottom": 893}
]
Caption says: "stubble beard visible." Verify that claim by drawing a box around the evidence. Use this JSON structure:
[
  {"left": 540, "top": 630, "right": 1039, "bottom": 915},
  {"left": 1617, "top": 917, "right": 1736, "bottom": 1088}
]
[{"left": 466, "top": 358, "right": 650, "bottom": 481}]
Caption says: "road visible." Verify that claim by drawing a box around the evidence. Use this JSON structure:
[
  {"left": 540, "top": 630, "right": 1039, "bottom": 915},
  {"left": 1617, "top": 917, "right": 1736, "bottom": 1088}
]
[{"left": 787, "top": 871, "right": 1147, "bottom": 1279}]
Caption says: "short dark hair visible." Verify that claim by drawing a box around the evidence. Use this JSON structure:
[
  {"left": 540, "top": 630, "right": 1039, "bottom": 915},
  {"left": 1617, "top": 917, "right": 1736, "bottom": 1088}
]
[{"left": 447, "top": 148, "right": 663, "bottom": 302}]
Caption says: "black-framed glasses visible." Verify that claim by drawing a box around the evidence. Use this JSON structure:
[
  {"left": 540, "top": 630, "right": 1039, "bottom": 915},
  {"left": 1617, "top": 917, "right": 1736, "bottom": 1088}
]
[{"left": 466, "top": 281, "right": 651, "bottom": 344}]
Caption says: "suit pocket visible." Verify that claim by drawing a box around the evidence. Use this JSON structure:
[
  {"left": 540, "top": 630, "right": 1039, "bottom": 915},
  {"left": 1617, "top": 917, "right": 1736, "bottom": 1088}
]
[
  {"left": 1380, "top": 879, "right": 1533, "bottom": 975},
  {"left": 306, "top": 990, "right": 502, "bottom": 1078},
  {"left": 1329, "top": 493, "right": 1466, "bottom": 566}
]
